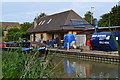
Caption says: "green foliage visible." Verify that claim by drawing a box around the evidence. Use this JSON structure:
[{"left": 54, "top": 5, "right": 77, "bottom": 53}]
[
  {"left": 8, "top": 27, "right": 19, "bottom": 32},
  {"left": 98, "top": 5, "right": 120, "bottom": 27},
  {"left": 20, "top": 22, "right": 33, "bottom": 32},
  {"left": 36, "top": 13, "right": 47, "bottom": 21},
  {"left": 6, "top": 27, "right": 25, "bottom": 41},
  {"left": 4, "top": 22, "right": 32, "bottom": 41},
  {"left": 108, "top": 26, "right": 120, "bottom": 56},
  {"left": 2, "top": 49, "right": 54, "bottom": 78},
  {"left": 84, "top": 11, "right": 94, "bottom": 24},
  {"left": 2, "top": 38, "right": 8, "bottom": 42}
]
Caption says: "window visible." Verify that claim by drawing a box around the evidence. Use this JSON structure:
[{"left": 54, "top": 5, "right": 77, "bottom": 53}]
[
  {"left": 71, "top": 20, "right": 84, "bottom": 27},
  {"left": 41, "top": 20, "right": 46, "bottom": 25},
  {"left": 38, "top": 21, "right": 42, "bottom": 25},
  {"left": 52, "top": 34, "right": 54, "bottom": 40},
  {"left": 47, "top": 18, "right": 52, "bottom": 24},
  {"left": 71, "top": 20, "right": 83, "bottom": 25},
  {"left": 41, "top": 34, "right": 43, "bottom": 39}
]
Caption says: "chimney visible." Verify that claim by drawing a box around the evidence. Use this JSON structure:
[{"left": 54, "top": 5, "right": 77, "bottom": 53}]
[{"left": 34, "top": 18, "right": 37, "bottom": 29}]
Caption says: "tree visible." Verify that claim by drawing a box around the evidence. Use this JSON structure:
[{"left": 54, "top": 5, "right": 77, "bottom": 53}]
[
  {"left": 98, "top": 13, "right": 110, "bottom": 27},
  {"left": 36, "top": 13, "right": 47, "bottom": 21},
  {"left": 84, "top": 11, "right": 94, "bottom": 24},
  {"left": 98, "top": 5, "right": 120, "bottom": 27},
  {"left": 20, "top": 22, "right": 33, "bottom": 32},
  {"left": 20, "top": 22, "right": 33, "bottom": 41},
  {"left": 6, "top": 27, "right": 25, "bottom": 41}
]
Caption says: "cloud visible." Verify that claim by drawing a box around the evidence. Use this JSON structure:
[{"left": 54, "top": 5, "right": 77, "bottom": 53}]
[
  {"left": 2, "top": 11, "right": 37, "bottom": 23},
  {"left": 2, "top": 2, "right": 118, "bottom": 23}
]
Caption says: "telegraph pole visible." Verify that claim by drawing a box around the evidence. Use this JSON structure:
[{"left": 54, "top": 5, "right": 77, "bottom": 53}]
[{"left": 109, "top": 14, "right": 111, "bottom": 27}]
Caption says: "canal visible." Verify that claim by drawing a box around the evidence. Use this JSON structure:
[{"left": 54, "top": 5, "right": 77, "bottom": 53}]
[{"left": 47, "top": 53, "right": 120, "bottom": 78}]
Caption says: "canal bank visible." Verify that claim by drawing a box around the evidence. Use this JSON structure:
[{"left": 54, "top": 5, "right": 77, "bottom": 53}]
[
  {"left": 48, "top": 48, "right": 120, "bottom": 63},
  {"left": 47, "top": 54, "right": 120, "bottom": 78}
]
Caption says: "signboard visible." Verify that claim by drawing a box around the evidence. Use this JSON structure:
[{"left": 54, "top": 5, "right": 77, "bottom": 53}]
[{"left": 76, "top": 35, "right": 86, "bottom": 47}]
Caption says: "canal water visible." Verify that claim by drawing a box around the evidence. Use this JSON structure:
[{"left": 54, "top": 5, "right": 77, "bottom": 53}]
[{"left": 48, "top": 53, "right": 119, "bottom": 78}]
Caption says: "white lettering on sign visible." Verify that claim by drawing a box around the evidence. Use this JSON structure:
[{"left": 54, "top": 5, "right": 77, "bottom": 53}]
[
  {"left": 99, "top": 41, "right": 109, "bottom": 44},
  {"left": 92, "top": 35, "right": 106, "bottom": 38},
  {"left": 106, "top": 36, "right": 110, "bottom": 40},
  {"left": 116, "top": 37, "right": 118, "bottom": 40}
]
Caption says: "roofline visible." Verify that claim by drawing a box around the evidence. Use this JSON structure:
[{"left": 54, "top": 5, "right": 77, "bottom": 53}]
[
  {"left": 27, "top": 28, "right": 83, "bottom": 34},
  {"left": 48, "top": 9, "right": 73, "bottom": 17},
  {"left": 84, "top": 26, "right": 120, "bottom": 31},
  {"left": 0, "top": 22, "right": 19, "bottom": 24},
  {"left": 39, "top": 9, "right": 73, "bottom": 19}
]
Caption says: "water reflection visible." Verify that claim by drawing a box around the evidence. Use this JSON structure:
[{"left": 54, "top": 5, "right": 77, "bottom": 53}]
[
  {"left": 64, "top": 60, "right": 74, "bottom": 76},
  {"left": 49, "top": 56, "right": 119, "bottom": 78},
  {"left": 63, "top": 60, "right": 92, "bottom": 78}
]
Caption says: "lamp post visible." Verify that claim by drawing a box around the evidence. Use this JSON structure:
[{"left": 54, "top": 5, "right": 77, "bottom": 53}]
[
  {"left": 91, "top": 7, "right": 94, "bottom": 24},
  {"left": 109, "top": 14, "right": 111, "bottom": 27}
]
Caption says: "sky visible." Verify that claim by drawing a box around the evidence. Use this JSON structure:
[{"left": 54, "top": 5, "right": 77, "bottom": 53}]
[{"left": 1, "top": 1, "right": 120, "bottom": 24}]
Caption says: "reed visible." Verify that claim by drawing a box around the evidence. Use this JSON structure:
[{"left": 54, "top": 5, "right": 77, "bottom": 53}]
[
  {"left": 108, "top": 26, "right": 120, "bottom": 56},
  {"left": 2, "top": 47, "right": 54, "bottom": 78}
]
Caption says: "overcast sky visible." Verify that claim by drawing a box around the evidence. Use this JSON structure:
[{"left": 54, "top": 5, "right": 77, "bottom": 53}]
[{"left": 1, "top": 1, "right": 119, "bottom": 24}]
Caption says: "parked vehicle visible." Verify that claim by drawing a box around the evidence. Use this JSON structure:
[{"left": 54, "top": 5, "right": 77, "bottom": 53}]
[{"left": 90, "top": 32, "right": 120, "bottom": 51}]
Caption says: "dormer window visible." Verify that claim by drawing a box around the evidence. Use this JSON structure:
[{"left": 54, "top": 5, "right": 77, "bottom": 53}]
[
  {"left": 47, "top": 19, "right": 52, "bottom": 24},
  {"left": 41, "top": 20, "right": 46, "bottom": 25},
  {"left": 38, "top": 21, "right": 42, "bottom": 25}
]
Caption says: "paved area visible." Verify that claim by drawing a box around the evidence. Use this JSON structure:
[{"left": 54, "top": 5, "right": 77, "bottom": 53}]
[{"left": 49, "top": 48, "right": 119, "bottom": 57}]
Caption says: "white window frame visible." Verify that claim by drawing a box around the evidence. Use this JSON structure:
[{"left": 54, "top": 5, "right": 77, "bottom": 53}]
[{"left": 47, "top": 18, "right": 52, "bottom": 24}]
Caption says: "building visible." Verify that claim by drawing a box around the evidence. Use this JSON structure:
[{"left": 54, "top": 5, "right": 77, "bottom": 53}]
[
  {"left": 84, "top": 26, "right": 120, "bottom": 35},
  {"left": 27, "top": 10, "right": 93, "bottom": 41},
  {"left": 83, "top": 26, "right": 120, "bottom": 39},
  {"left": 0, "top": 22, "right": 20, "bottom": 37}
]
